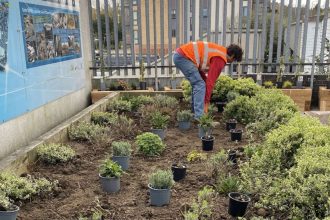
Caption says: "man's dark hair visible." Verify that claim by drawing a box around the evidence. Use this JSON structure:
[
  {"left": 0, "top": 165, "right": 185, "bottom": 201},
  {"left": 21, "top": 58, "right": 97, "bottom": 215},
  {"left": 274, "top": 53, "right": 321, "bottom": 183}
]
[{"left": 227, "top": 44, "right": 243, "bottom": 62}]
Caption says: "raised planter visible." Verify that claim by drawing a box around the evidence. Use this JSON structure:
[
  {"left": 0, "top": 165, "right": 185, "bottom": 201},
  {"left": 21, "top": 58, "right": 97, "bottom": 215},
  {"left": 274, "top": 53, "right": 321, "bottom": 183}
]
[
  {"left": 281, "top": 88, "right": 312, "bottom": 111},
  {"left": 319, "top": 86, "right": 330, "bottom": 111}
]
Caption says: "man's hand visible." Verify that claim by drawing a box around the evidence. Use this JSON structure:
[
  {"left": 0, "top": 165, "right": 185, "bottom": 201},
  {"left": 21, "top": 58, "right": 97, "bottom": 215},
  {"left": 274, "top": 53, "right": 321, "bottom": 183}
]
[{"left": 204, "top": 103, "right": 209, "bottom": 113}]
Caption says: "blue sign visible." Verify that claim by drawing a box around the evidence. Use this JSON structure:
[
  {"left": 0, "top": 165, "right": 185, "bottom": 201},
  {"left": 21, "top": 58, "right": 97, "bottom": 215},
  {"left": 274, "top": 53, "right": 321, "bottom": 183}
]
[{"left": 0, "top": 0, "right": 85, "bottom": 124}]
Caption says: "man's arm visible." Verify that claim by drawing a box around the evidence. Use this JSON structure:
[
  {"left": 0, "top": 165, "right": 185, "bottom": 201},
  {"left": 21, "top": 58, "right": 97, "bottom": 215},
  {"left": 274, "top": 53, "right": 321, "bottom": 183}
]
[{"left": 204, "top": 57, "right": 226, "bottom": 104}]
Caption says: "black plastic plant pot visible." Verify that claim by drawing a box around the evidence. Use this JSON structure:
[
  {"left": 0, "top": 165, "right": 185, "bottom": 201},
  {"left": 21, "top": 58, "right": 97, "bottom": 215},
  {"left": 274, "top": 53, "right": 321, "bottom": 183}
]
[
  {"left": 276, "top": 81, "right": 283, "bottom": 89},
  {"left": 226, "top": 119, "right": 237, "bottom": 131},
  {"left": 140, "top": 81, "right": 147, "bottom": 90},
  {"left": 201, "top": 136, "right": 214, "bottom": 151},
  {"left": 216, "top": 102, "right": 227, "bottom": 113},
  {"left": 228, "top": 192, "right": 251, "bottom": 217},
  {"left": 171, "top": 164, "right": 187, "bottom": 181},
  {"left": 228, "top": 150, "right": 237, "bottom": 164},
  {"left": 230, "top": 129, "right": 242, "bottom": 142},
  {"left": 327, "top": 80, "right": 330, "bottom": 89}
]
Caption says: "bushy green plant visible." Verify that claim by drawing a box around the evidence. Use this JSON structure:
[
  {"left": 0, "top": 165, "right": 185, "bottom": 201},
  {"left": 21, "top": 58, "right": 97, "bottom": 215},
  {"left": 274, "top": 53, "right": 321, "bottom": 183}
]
[
  {"left": 149, "top": 169, "right": 174, "bottom": 189},
  {"left": 233, "top": 77, "right": 262, "bottom": 97},
  {"left": 135, "top": 132, "right": 165, "bottom": 156},
  {"left": 177, "top": 110, "right": 193, "bottom": 122},
  {"left": 207, "top": 150, "right": 228, "bottom": 178},
  {"left": 198, "top": 114, "right": 214, "bottom": 133},
  {"left": 69, "top": 122, "right": 107, "bottom": 143},
  {"left": 107, "top": 99, "right": 132, "bottom": 113},
  {"left": 244, "top": 144, "right": 259, "bottom": 159},
  {"left": 99, "top": 159, "right": 123, "bottom": 178},
  {"left": 207, "top": 104, "right": 217, "bottom": 116},
  {"left": 111, "top": 115, "right": 136, "bottom": 138},
  {"left": 130, "top": 95, "right": 154, "bottom": 111},
  {"left": 150, "top": 111, "right": 170, "bottom": 129},
  {"left": 282, "top": 80, "right": 293, "bottom": 89},
  {"left": 224, "top": 96, "right": 258, "bottom": 124},
  {"left": 226, "top": 91, "right": 240, "bottom": 102},
  {"left": 91, "top": 112, "right": 118, "bottom": 126},
  {"left": 263, "top": 81, "right": 274, "bottom": 88},
  {"left": 181, "top": 79, "right": 192, "bottom": 102},
  {"left": 0, "top": 173, "right": 56, "bottom": 200},
  {"left": 216, "top": 174, "right": 240, "bottom": 194},
  {"left": 183, "top": 186, "right": 215, "bottom": 220},
  {"left": 0, "top": 192, "right": 11, "bottom": 211},
  {"left": 213, "top": 75, "right": 235, "bottom": 101},
  {"left": 37, "top": 143, "right": 75, "bottom": 164},
  {"left": 187, "top": 150, "right": 207, "bottom": 162},
  {"left": 153, "top": 95, "right": 179, "bottom": 109},
  {"left": 112, "top": 141, "right": 131, "bottom": 156}
]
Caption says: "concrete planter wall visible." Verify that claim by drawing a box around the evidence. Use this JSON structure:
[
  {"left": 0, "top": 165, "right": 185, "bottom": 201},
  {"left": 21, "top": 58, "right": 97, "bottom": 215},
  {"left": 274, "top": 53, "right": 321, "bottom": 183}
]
[
  {"left": 319, "top": 86, "right": 330, "bottom": 111},
  {"left": 281, "top": 88, "right": 312, "bottom": 111}
]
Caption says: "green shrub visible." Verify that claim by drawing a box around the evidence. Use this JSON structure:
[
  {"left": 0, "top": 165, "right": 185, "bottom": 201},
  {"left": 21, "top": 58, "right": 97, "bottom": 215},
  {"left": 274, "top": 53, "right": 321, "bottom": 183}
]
[
  {"left": 233, "top": 77, "right": 261, "bottom": 97},
  {"left": 107, "top": 99, "right": 132, "bottom": 112},
  {"left": 122, "top": 95, "right": 154, "bottom": 111},
  {"left": 0, "top": 192, "right": 11, "bottom": 211},
  {"left": 216, "top": 174, "right": 240, "bottom": 194},
  {"left": 177, "top": 110, "right": 193, "bottom": 122},
  {"left": 91, "top": 112, "right": 118, "bottom": 126},
  {"left": 111, "top": 115, "right": 136, "bottom": 138},
  {"left": 150, "top": 111, "right": 170, "bottom": 129},
  {"left": 282, "top": 80, "right": 293, "bottom": 89},
  {"left": 223, "top": 96, "right": 258, "bottom": 124},
  {"left": 181, "top": 79, "right": 192, "bottom": 102},
  {"left": 153, "top": 94, "right": 179, "bottom": 109},
  {"left": 183, "top": 186, "right": 215, "bottom": 220},
  {"left": 112, "top": 141, "right": 132, "bottom": 156},
  {"left": 226, "top": 91, "right": 240, "bottom": 102},
  {"left": 207, "top": 104, "right": 217, "bottom": 116},
  {"left": 135, "top": 132, "right": 165, "bottom": 156},
  {"left": 99, "top": 159, "right": 123, "bottom": 178},
  {"left": 207, "top": 150, "right": 228, "bottom": 178},
  {"left": 263, "top": 81, "right": 274, "bottom": 88},
  {"left": 149, "top": 169, "right": 174, "bottom": 189},
  {"left": 213, "top": 75, "right": 235, "bottom": 101},
  {"left": 198, "top": 114, "right": 214, "bottom": 132},
  {"left": 0, "top": 173, "right": 56, "bottom": 200},
  {"left": 69, "top": 122, "right": 107, "bottom": 143},
  {"left": 187, "top": 150, "right": 207, "bottom": 162},
  {"left": 244, "top": 144, "right": 259, "bottom": 159},
  {"left": 37, "top": 143, "right": 75, "bottom": 164}
]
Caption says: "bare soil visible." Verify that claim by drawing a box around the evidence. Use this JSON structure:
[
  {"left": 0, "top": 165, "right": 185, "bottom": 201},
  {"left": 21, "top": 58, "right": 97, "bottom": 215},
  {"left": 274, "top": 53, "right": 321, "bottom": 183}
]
[{"left": 18, "top": 113, "right": 250, "bottom": 220}]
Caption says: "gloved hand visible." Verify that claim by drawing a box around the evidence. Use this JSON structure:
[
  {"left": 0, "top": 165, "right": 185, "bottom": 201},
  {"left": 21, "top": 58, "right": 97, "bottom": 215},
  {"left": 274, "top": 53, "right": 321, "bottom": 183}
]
[{"left": 204, "top": 102, "right": 209, "bottom": 113}]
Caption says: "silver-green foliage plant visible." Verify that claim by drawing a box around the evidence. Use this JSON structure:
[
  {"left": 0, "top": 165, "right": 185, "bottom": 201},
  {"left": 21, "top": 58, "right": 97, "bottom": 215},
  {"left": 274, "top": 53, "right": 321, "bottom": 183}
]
[
  {"left": 124, "top": 95, "right": 154, "bottom": 111},
  {"left": 216, "top": 174, "right": 240, "bottom": 195},
  {"left": 153, "top": 94, "right": 179, "bottom": 109},
  {"left": 240, "top": 115, "right": 330, "bottom": 219},
  {"left": 207, "top": 150, "right": 228, "bottom": 178},
  {"left": 183, "top": 186, "right": 215, "bottom": 220},
  {"left": 0, "top": 173, "right": 57, "bottom": 200},
  {"left": 107, "top": 99, "right": 132, "bottom": 113},
  {"left": 149, "top": 169, "right": 174, "bottom": 189},
  {"left": 177, "top": 110, "right": 193, "bottom": 122},
  {"left": 0, "top": 192, "right": 11, "bottom": 211},
  {"left": 150, "top": 111, "right": 170, "bottom": 129},
  {"left": 111, "top": 115, "right": 136, "bottom": 138},
  {"left": 135, "top": 132, "right": 165, "bottom": 156},
  {"left": 112, "top": 141, "right": 131, "bottom": 157},
  {"left": 99, "top": 159, "right": 123, "bottom": 178},
  {"left": 69, "top": 122, "right": 107, "bottom": 143},
  {"left": 37, "top": 143, "right": 75, "bottom": 164},
  {"left": 91, "top": 112, "right": 118, "bottom": 126}
]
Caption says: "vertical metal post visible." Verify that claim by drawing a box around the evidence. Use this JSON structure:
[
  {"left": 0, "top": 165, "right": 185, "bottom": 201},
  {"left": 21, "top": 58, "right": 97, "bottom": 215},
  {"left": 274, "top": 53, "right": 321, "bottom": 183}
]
[
  {"left": 222, "top": 0, "right": 227, "bottom": 45},
  {"left": 104, "top": 0, "right": 111, "bottom": 68},
  {"left": 230, "top": 0, "right": 235, "bottom": 44},
  {"left": 121, "top": 0, "right": 128, "bottom": 76},
  {"left": 87, "top": 0, "right": 96, "bottom": 75},
  {"left": 168, "top": 0, "right": 173, "bottom": 74},
  {"left": 96, "top": 0, "right": 103, "bottom": 69},
  {"left": 160, "top": 0, "right": 165, "bottom": 75},
  {"left": 199, "top": 0, "right": 203, "bottom": 39},
  {"left": 284, "top": 0, "right": 293, "bottom": 72},
  {"left": 293, "top": 0, "right": 302, "bottom": 68},
  {"left": 129, "top": 0, "right": 136, "bottom": 75},
  {"left": 176, "top": 0, "right": 180, "bottom": 74},
  {"left": 301, "top": 0, "right": 310, "bottom": 63},
  {"left": 112, "top": 0, "right": 120, "bottom": 75},
  {"left": 260, "top": 0, "right": 268, "bottom": 72},
  {"left": 153, "top": 0, "right": 158, "bottom": 90},
  {"left": 137, "top": 0, "right": 143, "bottom": 73},
  {"left": 310, "top": 0, "right": 321, "bottom": 88},
  {"left": 238, "top": 0, "right": 243, "bottom": 44},
  {"left": 192, "top": 0, "right": 196, "bottom": 41},
  {"left": 244, "top": 0, "right": 252, "bottom": 71},
  {"left": 320, "top": 0, "right": 329, "bottom": 63},
  {"left": 215, "top": 0, "right": 220, "bottom": 43},
  {"left": 267, "top": 0, "right": 276, "bottom": 72},
  {"left": 184, "top": 0, "right": 188, "bottom": 42},
  {"left": 207, "top": 0, "right": 211, "bottom": 41},
  {"left": 145, "top": 0, "right": 151, "bottom": 75},
  {"left": 276, "top": 0, "right": 285, "bottom": 65},
  {"left": 252, "top": 0, "right": 259, "bottom": 72}
]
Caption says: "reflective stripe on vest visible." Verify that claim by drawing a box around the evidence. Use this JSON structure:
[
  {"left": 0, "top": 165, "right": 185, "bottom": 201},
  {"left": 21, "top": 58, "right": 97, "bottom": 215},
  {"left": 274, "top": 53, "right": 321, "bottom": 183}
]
[
  {"left": 192, "top": 42, "right": 227, "bottom": 70},
  {"left": 193, "top": 42, "right": 200, "bottom": 68}
]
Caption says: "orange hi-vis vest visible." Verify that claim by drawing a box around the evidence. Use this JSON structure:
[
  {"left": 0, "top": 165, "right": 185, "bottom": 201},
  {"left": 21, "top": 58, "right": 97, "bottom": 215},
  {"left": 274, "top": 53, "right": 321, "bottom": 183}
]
[{"left": 180, "top": 41, "right": 228, "bottom": 71}]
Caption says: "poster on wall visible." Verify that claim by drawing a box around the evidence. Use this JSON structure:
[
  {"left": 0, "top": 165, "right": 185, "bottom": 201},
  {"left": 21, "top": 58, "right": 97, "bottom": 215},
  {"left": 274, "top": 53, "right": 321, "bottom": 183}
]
[
  {"left": 20, "top": 3, "right": 81, "bottom": 68},
  {"left": 42, "top": 0, "right": 76, "bottom": 7},
  {"left": 0, "top": 1, "right": 9, "bottom": 72}
]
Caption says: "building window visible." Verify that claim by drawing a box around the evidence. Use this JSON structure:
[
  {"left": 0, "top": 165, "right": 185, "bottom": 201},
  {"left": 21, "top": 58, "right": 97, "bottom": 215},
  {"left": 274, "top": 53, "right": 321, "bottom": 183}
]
[
  {"left": 172, "top": 29, "right": 176, "bottom": 37},
  {"left": 134, "top": 30, "right": 138, "bottom": 44},
  {"left": 133, "top": 0, "right": 137, "bottom": 5},
  {"left": 171, "top": 9, "right": 176, "bottom": 19},
  {"left": 243, "top": 6, "right": 248, "bottom": 16},
  {"left": 203, "top": 8, "right": 208, "bottom": 17},
  {"left": 133, "top": 11, "right": 138, "bottom": 25}
]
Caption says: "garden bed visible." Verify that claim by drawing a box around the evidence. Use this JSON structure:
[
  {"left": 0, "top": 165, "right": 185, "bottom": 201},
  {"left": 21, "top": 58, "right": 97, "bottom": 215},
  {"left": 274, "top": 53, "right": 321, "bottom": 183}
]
[{"left": 18, "top": 110, "right": 248, "bottom": 219}]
